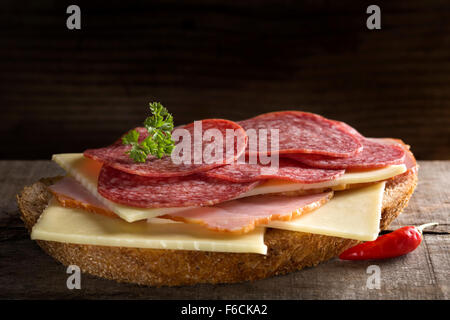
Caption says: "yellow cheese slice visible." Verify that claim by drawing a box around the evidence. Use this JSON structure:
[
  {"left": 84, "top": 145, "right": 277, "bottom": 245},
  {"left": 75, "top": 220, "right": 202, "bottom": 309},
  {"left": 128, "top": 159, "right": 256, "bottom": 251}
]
[
  {"left": 52, "top": 154, "right": 404, "bottom": 223},
  {"left": 52, "top": 154, "right": 195, "bottom": 222},
  {"left": 268, "top": 182, "right": 386, "bottom": 241},
  {"left": 31, "top": 198, "right": 268, "bottom": 254}
]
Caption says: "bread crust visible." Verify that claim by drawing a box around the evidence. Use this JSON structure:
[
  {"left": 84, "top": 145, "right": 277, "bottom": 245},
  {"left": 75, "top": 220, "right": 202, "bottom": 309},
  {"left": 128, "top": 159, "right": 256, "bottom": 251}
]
[{"left": 17, "top": 171, "right": 417, "bottom": 287}]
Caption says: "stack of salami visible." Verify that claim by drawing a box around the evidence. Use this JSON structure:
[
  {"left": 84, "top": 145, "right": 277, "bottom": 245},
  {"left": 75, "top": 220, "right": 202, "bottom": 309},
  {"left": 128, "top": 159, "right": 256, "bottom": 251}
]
[{"left": 52, "top": 111, "right": 412, "bottom": 233}]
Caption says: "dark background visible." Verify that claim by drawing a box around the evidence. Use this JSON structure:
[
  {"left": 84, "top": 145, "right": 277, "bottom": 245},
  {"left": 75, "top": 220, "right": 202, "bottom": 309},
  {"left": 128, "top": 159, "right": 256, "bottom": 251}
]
[{"left": 1, "top": 0, "right": 449, "bottom": 160}]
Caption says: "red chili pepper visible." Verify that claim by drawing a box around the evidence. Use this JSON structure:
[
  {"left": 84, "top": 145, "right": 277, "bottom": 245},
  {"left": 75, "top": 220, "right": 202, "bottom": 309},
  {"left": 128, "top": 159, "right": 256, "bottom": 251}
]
[{"left": 339, "top": 222, "right": 438, "bottom": 260}]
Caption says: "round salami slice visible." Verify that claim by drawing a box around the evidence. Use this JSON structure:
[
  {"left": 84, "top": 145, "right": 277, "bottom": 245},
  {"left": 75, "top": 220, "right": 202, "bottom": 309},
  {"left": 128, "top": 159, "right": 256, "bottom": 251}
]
[
  {"left": 287, "top": 138, "right": 406, "bottom": 170},
  {"left": 372, "top": 138, "right": 418, "bottom": 174},
  {"left": 84, "top": 119, "right": 247, "bottom": 177},
  {"left": 331, "top": 120, "right": 365, "bottom": 141},
  {"left": 203, "top": 158, "right": 344, "bottom": 183},
  {"left": 238, "top": 111, "right": 362, "bottom": 157},
  {"left": 97, "top": 165, "right": 260, "bottom": 208}
]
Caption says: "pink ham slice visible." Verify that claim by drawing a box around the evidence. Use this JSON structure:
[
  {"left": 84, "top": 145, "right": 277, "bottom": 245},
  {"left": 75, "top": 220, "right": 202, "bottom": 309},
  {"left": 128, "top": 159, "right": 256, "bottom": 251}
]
[
  {"left": 202, "top": 158, "right": 344, "bottom": 183},
  {"left": 238, "top": 111, "right": 362, "bottom": 157},
  {"left": 48, "top": 177, "right": 117, "bottom": 218},
  {"left": 84, "top": 119, "right": 247, "bottom": 177},
  {"left": 49, "top": 176, "right": 333, "bottom": 234},
  {"left": 162, "top": 191, "right": 333, "bottom": 233}
]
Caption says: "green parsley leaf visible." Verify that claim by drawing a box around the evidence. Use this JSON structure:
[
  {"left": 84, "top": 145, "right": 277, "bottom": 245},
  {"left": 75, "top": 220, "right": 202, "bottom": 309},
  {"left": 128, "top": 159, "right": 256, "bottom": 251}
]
[{"left": 122, "top": 102, "right": 175, "bottom": 162}]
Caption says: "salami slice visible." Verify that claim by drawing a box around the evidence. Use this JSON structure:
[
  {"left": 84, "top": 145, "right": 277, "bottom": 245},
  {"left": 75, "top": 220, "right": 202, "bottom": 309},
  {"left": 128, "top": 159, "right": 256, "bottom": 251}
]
[
  {"left": 331, "top": 120, "right": 365, "bottom": 140},
  {"left": 374, "top": 138, "right": 418, "bottom": 174},
  {"left": 97, "top": 165, "right": 260, "bottom": 208},
  {"left": 288, "top": 138, "right": 405, "bottom": 170},
  {"left": 84, "top": 119, "right": 247, "bottom": 177},
  {"left": 203, "top": 158, "right": 344, "bottom": 183},
  {"left": 238, "top": 111, "right": 362, "bottom": 157}
]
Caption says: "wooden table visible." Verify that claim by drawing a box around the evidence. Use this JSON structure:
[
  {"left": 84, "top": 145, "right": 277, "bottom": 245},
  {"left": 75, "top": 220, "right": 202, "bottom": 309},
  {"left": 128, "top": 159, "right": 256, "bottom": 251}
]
[{"left": 0, "top": 161, "right": 448, "bottom": 299}]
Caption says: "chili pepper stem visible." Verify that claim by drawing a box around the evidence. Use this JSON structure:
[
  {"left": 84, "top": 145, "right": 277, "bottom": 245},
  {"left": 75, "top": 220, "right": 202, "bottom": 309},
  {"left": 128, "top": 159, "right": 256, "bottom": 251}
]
[{"left": 416, "top": 222, "right": 439, "bottom": 233}]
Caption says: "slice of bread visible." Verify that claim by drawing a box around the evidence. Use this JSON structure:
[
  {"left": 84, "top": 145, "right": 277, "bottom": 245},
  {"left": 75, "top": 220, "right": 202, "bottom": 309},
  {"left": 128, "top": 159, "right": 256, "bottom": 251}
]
[{"left": 17, "top": 171, "right": 417, "bottom": 287}]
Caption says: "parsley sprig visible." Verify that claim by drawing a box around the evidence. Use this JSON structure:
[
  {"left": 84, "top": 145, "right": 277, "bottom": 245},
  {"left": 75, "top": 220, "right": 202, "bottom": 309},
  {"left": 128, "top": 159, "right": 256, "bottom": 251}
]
[{"left": 122, "top": 102, "right": 175, "bottom": 162}]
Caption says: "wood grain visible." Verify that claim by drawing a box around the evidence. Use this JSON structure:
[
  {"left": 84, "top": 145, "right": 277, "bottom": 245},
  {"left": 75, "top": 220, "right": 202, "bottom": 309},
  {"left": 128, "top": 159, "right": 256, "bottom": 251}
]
[
  {"left": 1, "top": 1, "right": 450, "bottom": 160},
  {"left": 0, "top": 160, "right": 448, "bottom": 299}
]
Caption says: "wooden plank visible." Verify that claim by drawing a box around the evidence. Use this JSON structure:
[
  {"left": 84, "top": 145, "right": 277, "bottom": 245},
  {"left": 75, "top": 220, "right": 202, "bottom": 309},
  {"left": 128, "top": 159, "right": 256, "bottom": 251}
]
[
  {"left": 390, "top": 161, "right": 450, "bottom": 233},
  {"left": 0, "top": 231, "right": 447, "bottom": 299},
  {"left": 0, "top": 160, "right": 448, "bottom": 299}
]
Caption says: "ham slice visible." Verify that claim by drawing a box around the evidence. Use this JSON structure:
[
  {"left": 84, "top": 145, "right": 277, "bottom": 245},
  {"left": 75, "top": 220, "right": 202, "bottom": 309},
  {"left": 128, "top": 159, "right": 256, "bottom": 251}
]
[
  {"left": 48, "top": 177, "right": 117, "bottom": 218},
  {"left": 161, "top": 191, "right": 333, "bottom": 233},
  {"left": 49, "top": 177, "right": 333, "bottom": 234}
]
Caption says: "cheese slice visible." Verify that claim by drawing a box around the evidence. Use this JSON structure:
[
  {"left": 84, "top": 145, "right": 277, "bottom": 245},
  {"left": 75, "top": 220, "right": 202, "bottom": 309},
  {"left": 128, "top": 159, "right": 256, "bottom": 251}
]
[
  {"left": 268, "top": 182, "right": 386, "bottom": 241},
  {"left": 52, "top": 154, "right": 404, "bottom": 223},
  {"left": 31, "top": 198, "right": 268, "bottom": 254},
  {"left": 52, "top": 154, "right": 195, "bottom": 222}
]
